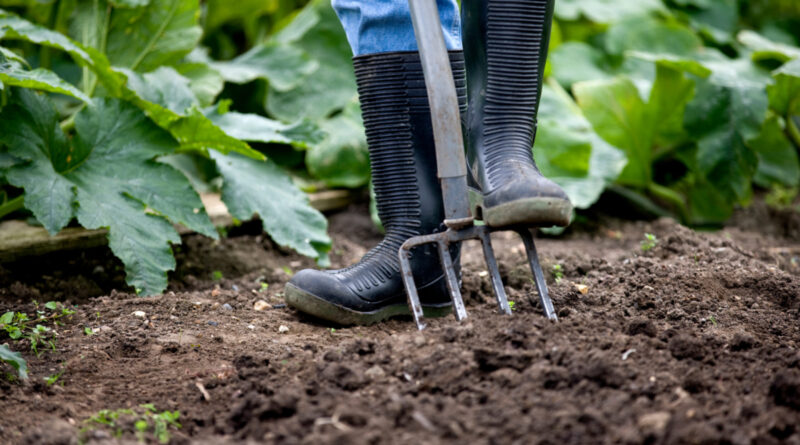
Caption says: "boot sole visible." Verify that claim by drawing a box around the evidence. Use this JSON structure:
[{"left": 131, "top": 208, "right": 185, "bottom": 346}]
[
  {"left": 469, "top": 187, "right": 572, "bottom": 228},
  {"left": 284, "top": 283, "right": 453, "bottom": 326}
]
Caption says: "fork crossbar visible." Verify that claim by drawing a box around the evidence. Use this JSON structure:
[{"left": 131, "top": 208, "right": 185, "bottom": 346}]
[{"left": 399, "top": 226, "right": 555, "bottom": 330}]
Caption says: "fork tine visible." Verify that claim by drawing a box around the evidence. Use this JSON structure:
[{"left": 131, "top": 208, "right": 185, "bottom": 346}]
[
  {"left": 437, "top": 240, "right": 468, "bottom": 321},
  {"left": 478, "top": 228, "right": 512, "bottom": 315},
  {"left": 518, "top": 229, "right": 558, "bottom": 321},
  {"left": 399, "top": 246, "right": 427, "bottom": 330}
]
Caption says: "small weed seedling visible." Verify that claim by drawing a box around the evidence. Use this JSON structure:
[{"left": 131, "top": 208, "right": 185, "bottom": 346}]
[
  {"left": 45, "top": 367, "right": 65, "bottom": 386},
  {"left": 640, "top": 233, "right": 658, "bottom": 252},
  {"left": 81, "top": 404, "right": 181, "bottom": 444},
  {"left": 551, "top": 264, "right": 564, "bottom": 283},
  {"left": 212, "top": 270, "right": 223, "bottom": 281},
  {"left": 508, "top": 301, "right": 516, "bottom": 311},
  {"left": 1, "top": 301, "right": 75, "bottom": 356}
]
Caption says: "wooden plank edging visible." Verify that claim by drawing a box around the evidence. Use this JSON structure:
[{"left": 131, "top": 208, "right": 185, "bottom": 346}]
[{"left": 0, "top": 190, "right": 355, "bottom": 262}]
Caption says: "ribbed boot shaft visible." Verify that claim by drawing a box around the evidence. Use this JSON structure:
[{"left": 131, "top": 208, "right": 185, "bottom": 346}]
[
  {"left": 483, "top": 0, "right": 553, "bottom": 188},
  {"left": 339, "top": 51, "right": 465, "bottom": 293}
]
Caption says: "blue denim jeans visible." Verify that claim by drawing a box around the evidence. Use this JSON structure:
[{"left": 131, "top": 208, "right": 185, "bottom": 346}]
[{"left": 332, "top": 0, "right": 462, "bottom": 56}]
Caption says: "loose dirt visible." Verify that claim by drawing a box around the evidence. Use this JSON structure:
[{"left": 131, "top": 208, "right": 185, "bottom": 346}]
[{"left": 1, "top": 202, "right": 799, "bottom": 444}]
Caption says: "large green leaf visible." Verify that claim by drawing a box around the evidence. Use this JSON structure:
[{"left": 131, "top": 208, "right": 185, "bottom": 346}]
[
  {"left": 681, "top": 0, "right": 738, "bottom": 44},
  {"left": 605, "top": 16, "right": 701, "bottom": 57},
  {"left": 750, "top": 116, "right": 800, "bottom": 188},
  {"left": 738, "top": 30, "right": 800, "bottom": 63},
  {"left": 549, "top": 42, "right": 610, "bottom": 89},
  {"left": 175, "top": 62, "right": 223, "bottom": 107},
  {"left": 0, "top": 54, "right": 89, "bottom": 101},
  {"left": 0, "top": 9, "right": 125, "bottom": 94},
  {"left": 0, "top": 344, "right": 27, "bottom": 379},
  {"left": 210, "top": 151, "right": 331, "bottom": 263},
  {"left": 574, "top": 76, "right": 653, "bottom": 187},
  {"left": 206, "top": 108, "right": 323, "bottom": 149},
  {"left": 266, "top": 0, "right": 357, "bottom": 122},
  {"left": 555, "top": 0, "right": 666, "bottom": 23},
  {"left": 120, "top": 67, "right": 264, "bottom": 159},
  {"left": 536, "top": 83, "right": 627, "bottom": 209},
  {"left": 204, "top": 0, "right": 273, "bottom": 30},
  {"left": 0, "top": 89, "right": 73, "bottom": 233},
  {"left": 208, "top": 43, "right": 317, "bottom": 92},
  {"left": 681, "top": 58, "right": 770, "bottom": 203},
  {"left": 0, "top": 44, "right": 24, "bottom": 63},
  {"left": 0, "top": 89, "right": 217, "bottom": 295},
  {"left": 768, "top": 58, "right": 800, "bottom": 116},
  {"left": 105, "top": 0, "right": 202, "bottom": 72},
  {"left": 647, "top": 64, "right": 695, "bottom": 148},
  {"left": 306, "top": 100, "right": 369, "bottom": 188}
]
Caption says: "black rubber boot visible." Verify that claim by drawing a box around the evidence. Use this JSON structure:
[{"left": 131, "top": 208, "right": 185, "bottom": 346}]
[
  {"left": 285, "top": 51, "right": 466, "bottom": 325},
  {"left": 462, "top": 0, "right": 572, "bottom": 228}
]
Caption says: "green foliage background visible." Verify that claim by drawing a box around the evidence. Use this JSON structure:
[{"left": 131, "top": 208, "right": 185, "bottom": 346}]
[{"left": 0, "top": 0, "right": 799, "bottom": 295}]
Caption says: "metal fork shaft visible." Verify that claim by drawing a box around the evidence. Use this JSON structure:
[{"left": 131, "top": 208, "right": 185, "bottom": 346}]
[
  {"left": 437, "top": 241, "right": 468, "bottom": 321},
  {"left": 518, "top": 229, "right": 558, "bottom": 321},
  {"left": 478, "top": 229, "right": 512, "bottom": 315},
  {"left": 398, "top": 248, "right": 427, "bottom": 330}
]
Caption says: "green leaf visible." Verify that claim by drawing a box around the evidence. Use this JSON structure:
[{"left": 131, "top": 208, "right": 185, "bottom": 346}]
[
  {"left": 682, "top": 0, "right": 738, "bottom": 44},
  {"left": 209, "top": 43, "right": 317, "bottom": 92},
  {"left": 204, "top": 0, "right": 273, "bottom": 30},
  {"left": 768, "top": 58, "right": 800, "bottom": 116},
  {"left": 109, "top": 0, "right": 151, "bottom": 7},
  {"left": 555, "top": 0, "right": 667, "bottom": 24},
  {"left": 206, "top": 109, "right": 323, "bottom": 149},
  {"left": 0, "top": 44, "right": 25, "bottom": 64},
  {"left": 683, "top": 78, "right": 764, "bottom": 203},
  {"left": 105, "top": 0, "right": 202, "bottom": 72},
  {"left": 306, "top": 100, "right": 369, "bottom": 188},
  {"left": 265, "top": 0, "right": 357, "bottom": 122},
  {"left": 738, "top": 30, "right": 800, "bottom": 63},
  {"left": 574, "top": 76, "right": 653, "bottom": 187},
  {"left": 175, "top": 62, "right": 223, "bottom": 108},
  {"left": 648, "top": 64, "right": 695, "bottom": 148},
  {"left": 549, "top": 42, "right": 610, "bottom": 89},
  {"left": 210, "top": 151, "right": 331, "bottom": 263},
  {"left": 120, "top": 67, "right": 264, "bottom": 160},
  {"left": 0, "top": 344, "right": 27, "bottom": 379},
  {"left": 536, "top": 82, "right": 627, "bottom": 208},
  {"left": 0, "top": 89, "right": 74, "bottom": 233},
  {"left": 0, "top": 311, "right": 12, "bottom": 325},
  {"left": 0, "top": 90, "right": 217, "bottom": 295},
  {"left": 0, "top": 9, "right": 126, "bottom": 94},
  {"left": 750, "top": 116, "right": 800, "bottom": 187},
  {"left": 605, "top": 16, "right": 701, "bottom": 57},
  {"left": 0, "top": 56, "right": 90, "bottom": 101}
]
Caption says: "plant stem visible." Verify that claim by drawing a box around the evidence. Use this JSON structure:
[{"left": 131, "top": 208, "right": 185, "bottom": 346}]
[
  {"left": 648, "top": 182, "right": 688, "bottom": 222},
  {"left": 39, "top": 3, "right": 56, "bottom": 70},
  {"left": 0, "top": 195, "right": 25, "bottom": 220},
  {"left": 87, "top": 2, "right": 112, "bottom": 97},
  {"left": 60, "top": 111, "right": 78, "bottom": 133},
  {"left": 787, "top": 115, "right": 800, "bottom": 149}
]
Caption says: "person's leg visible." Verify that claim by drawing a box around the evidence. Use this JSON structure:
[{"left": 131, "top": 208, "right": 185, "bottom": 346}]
[
  {"left": 332, "top": 0, "right": 461, "bottom": 55},
  {"left": 285, "top": 2, "right": 466, "bottom": 325},
  {"left": 462, "top": 0, "right": 573, "bottom": 228}
]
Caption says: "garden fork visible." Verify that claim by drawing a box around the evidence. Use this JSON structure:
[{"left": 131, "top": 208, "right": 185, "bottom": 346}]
[{"left": 399, "top": 0, "right": 558, "bottom": 330}]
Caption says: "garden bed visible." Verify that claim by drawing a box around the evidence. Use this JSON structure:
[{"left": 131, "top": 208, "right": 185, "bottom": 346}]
[{"left": 1, "top": 202, "right": 799, "bottom": 444}]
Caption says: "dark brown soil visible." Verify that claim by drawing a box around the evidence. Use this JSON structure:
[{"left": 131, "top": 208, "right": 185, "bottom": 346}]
[{"left": 1, "top": 203, "right": 799, "bottom": 444}]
